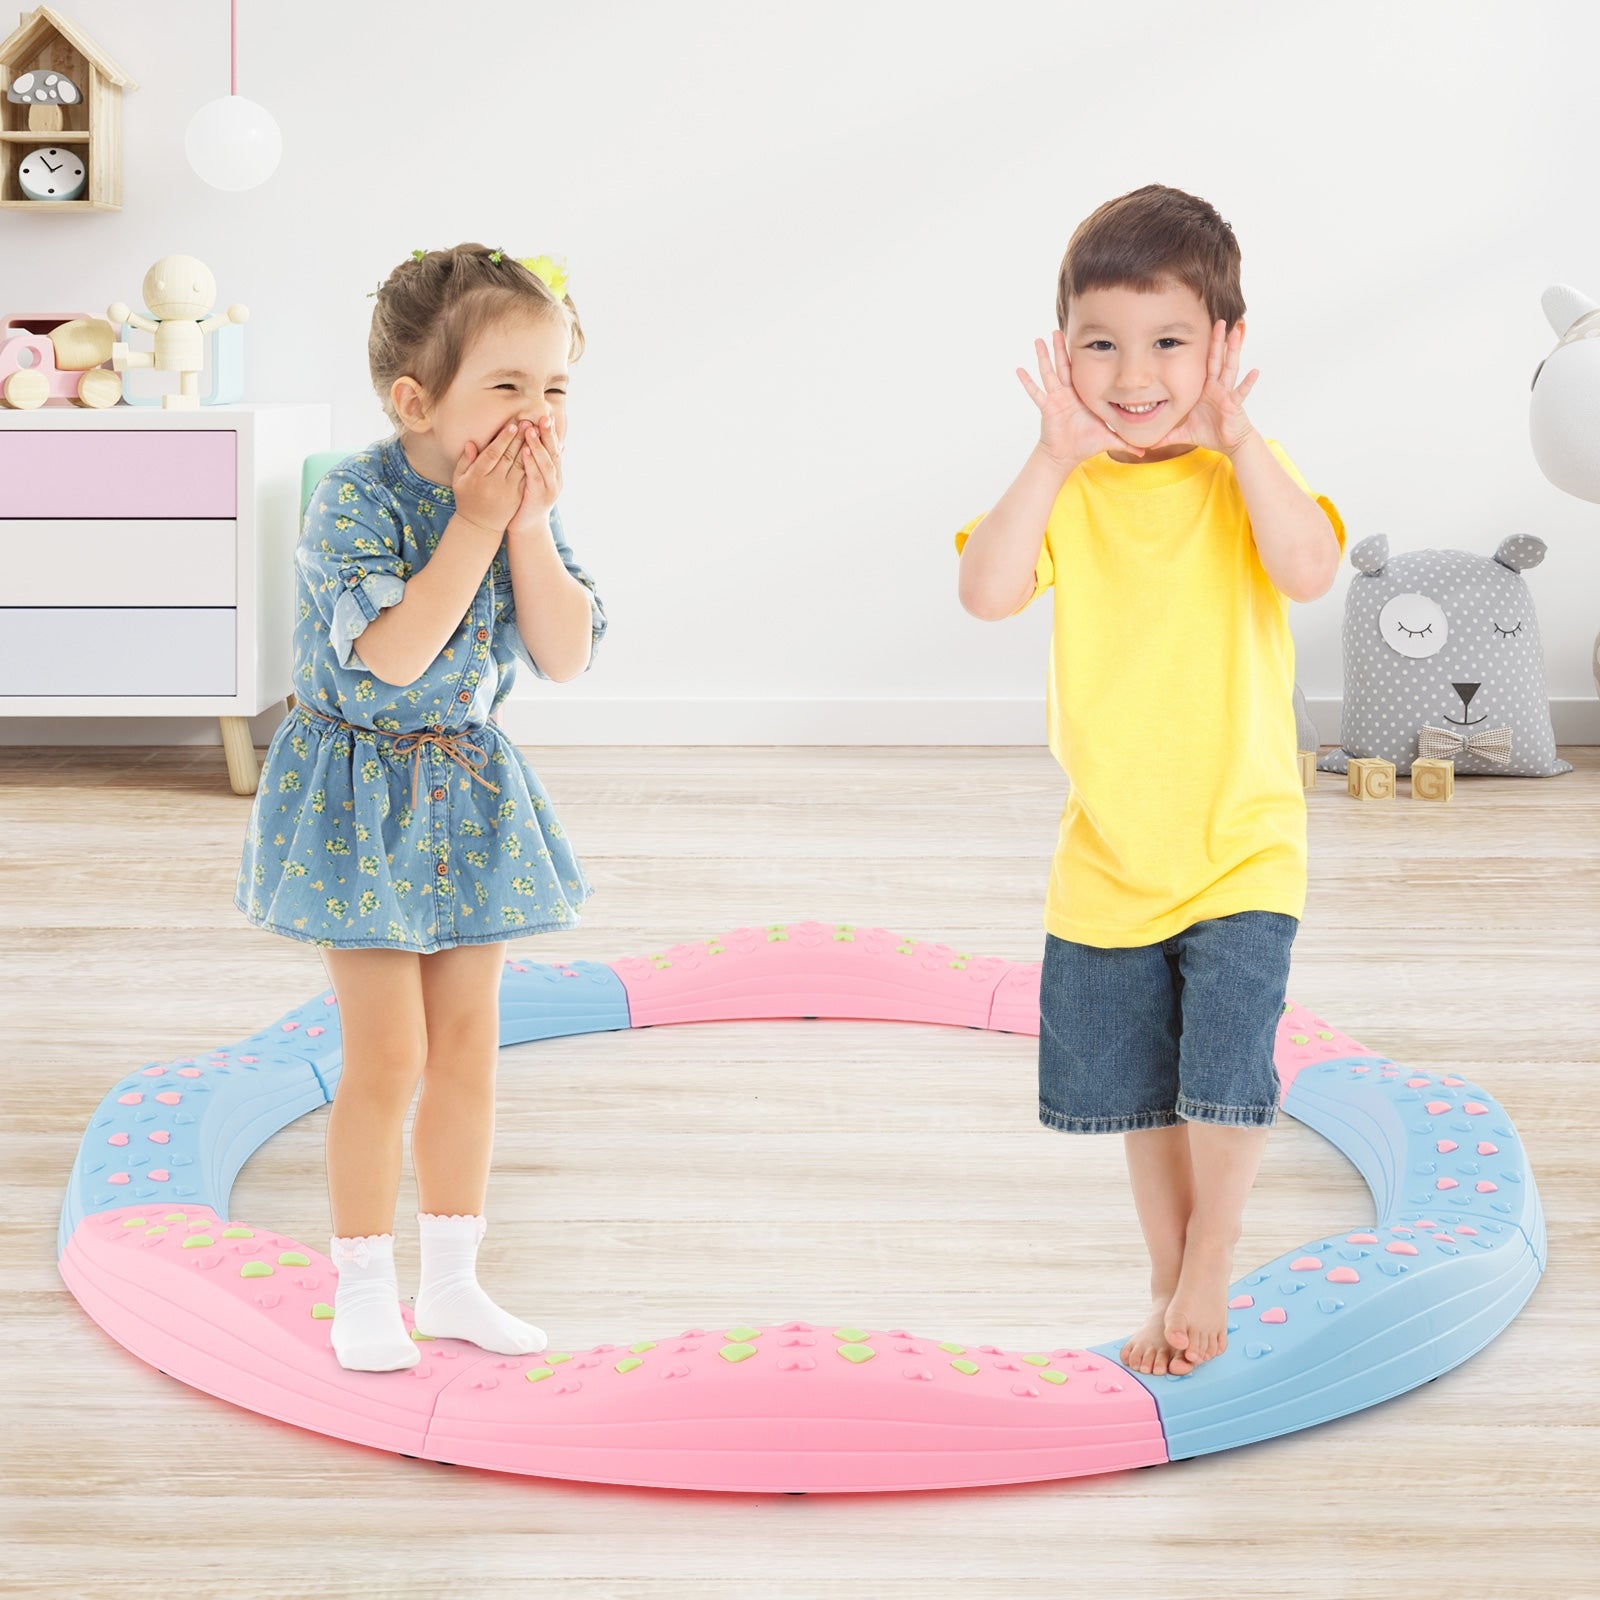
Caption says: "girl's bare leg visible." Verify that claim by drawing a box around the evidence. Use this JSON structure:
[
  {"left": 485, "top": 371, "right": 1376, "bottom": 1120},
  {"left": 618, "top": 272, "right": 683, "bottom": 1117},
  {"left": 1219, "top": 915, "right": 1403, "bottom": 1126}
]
[
  {"left": 411, "top": 941, "right": 545, "bottom": 1355},
  {"left": 318, "top": 946, "right": 427, "bottom": 1370},
  {"left": 320, "top": 947, "right": 427, "bottom": 1236},
  {"left": 1163, "top": 1122, "right": 1270, "bottom": 1368},
  {"left": 412, "top": 940, "right": 508, "bottom": 1215},
  {"left": 1119, "top": 1125, "right": 1197, "bottom": 1376}
]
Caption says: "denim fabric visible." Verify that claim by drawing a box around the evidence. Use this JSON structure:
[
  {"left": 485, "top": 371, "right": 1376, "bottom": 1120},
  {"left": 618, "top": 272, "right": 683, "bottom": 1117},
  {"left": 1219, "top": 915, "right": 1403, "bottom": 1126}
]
[
  {"left": 236, "top": 436, "right": 606, "bottom": 953},
  {"left": 1038, "top": 911, "right": 1298, "bottom": 1133}
]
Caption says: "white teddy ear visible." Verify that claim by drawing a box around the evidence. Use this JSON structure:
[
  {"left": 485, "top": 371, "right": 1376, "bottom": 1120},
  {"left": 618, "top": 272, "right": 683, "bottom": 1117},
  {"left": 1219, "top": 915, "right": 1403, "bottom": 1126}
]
[
  {"left": 1493, "top": 534, "right": 1547, "bottom": 573},
  {"left": 1350, "top": 533, "right": 1388, "bottom": 575},
  {"left": 1542, "top": 284, "right": 1599, "bottom": 337}
]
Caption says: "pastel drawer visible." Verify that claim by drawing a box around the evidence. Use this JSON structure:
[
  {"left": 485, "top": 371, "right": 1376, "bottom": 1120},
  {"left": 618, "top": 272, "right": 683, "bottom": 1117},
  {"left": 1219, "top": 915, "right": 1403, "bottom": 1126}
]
[
  {"left": 0, "top": 608, "right": 236, "bottom": 696},
  {"left": 2, "top": 520, "right": 237, "bottom": 606},
  {"left": 0, "top": 432, "right": 237, "bottom": 519}
]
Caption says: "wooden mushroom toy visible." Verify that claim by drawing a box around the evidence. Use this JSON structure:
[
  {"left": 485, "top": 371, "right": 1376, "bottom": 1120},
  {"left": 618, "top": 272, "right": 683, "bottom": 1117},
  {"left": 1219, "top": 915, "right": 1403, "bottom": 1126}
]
[{"left": 6, "top": 65, "right": 79, "bottom": 132}]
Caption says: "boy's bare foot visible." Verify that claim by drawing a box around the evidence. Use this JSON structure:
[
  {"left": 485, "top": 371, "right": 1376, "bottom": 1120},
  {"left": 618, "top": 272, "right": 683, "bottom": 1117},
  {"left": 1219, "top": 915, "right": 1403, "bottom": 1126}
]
[
  {"left": 1120, "top": 1295, "right": 1190, "bottom": 1376},
  {"left": 1164, "top": 1236, "right": 1237, "bottom": 1370}
]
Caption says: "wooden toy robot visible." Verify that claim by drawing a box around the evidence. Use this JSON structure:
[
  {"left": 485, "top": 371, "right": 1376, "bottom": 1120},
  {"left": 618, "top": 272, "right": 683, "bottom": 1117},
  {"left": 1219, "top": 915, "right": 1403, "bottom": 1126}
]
[{"left": 107, "top": 255, "right": 248, "bottom": 410}]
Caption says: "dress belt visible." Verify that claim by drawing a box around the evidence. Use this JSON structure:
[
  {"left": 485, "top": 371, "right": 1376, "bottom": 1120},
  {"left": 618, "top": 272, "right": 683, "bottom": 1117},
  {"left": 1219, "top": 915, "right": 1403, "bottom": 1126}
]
[{"left": 299, "top": 702, "right": 503, "bottom": 812}]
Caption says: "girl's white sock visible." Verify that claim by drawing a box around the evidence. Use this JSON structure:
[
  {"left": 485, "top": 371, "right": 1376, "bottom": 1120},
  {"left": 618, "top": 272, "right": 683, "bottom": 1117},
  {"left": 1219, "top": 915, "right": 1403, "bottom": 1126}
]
[
  {"left": 413, "top": 1212, "right": 547, "bottom": 1356},
  {"left": 328, "top": 1232, "right": 421, "bottom": 1372}
]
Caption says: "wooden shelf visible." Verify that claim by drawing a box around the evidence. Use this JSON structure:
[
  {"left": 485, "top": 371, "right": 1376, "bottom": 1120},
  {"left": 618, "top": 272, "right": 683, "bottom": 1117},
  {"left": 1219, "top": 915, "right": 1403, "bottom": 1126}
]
[
  {"left": 0, "top": 197, "right": 110, "bottom": 211},
  {"left": 0, "top": 6, "right": 134, "bottom": 209}
]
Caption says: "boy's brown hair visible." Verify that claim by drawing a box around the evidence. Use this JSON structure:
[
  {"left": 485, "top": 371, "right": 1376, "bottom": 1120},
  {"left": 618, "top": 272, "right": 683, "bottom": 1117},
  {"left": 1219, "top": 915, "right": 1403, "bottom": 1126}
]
[
  {"left": 368, "top": 243, "right": 585, "bottom": 431},
  {"left": 1055, "top": 184, "right": 1245, "bottom": 332}
]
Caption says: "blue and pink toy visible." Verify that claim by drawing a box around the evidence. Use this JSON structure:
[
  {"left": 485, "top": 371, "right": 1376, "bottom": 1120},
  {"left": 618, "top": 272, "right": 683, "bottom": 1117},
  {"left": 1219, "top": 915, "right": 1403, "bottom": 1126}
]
[{"left": 57, "top": 921, "right": 1543, "bottom": 1493}]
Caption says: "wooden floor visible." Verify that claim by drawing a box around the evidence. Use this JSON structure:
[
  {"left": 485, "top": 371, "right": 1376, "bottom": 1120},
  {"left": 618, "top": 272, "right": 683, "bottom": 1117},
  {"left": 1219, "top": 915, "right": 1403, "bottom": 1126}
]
[{"left": 3, "top": 742, "right": 1596, "bottom": 1600}]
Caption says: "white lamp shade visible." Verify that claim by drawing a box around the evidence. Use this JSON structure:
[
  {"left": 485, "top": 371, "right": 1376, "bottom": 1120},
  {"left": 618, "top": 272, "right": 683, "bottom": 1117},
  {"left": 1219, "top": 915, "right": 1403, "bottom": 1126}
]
[
  {"left": 1530, "top": 283, "right": 1600, "bottom": 506},
  {"left": 185, "top": 94, "right": 282, "bottom": 191}
]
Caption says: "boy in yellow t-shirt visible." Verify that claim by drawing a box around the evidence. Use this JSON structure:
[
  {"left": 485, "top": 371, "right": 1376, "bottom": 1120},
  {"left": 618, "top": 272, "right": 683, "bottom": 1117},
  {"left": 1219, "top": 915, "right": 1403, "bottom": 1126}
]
[{"left": 955, "top": 185, "right": 1345, "bottom": 1380}]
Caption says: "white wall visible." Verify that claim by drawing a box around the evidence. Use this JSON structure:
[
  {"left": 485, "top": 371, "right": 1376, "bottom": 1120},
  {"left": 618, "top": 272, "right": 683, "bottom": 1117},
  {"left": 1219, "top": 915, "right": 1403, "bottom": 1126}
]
[{"left": 5, "top": 0, "right": 1599, "bottom": 746}]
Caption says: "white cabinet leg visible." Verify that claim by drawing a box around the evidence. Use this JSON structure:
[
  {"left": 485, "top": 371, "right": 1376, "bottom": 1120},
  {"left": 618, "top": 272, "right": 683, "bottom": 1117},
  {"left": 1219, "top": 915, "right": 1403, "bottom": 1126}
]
[{"left": 219, "top": 716, "right": 260, "bottom": 795}]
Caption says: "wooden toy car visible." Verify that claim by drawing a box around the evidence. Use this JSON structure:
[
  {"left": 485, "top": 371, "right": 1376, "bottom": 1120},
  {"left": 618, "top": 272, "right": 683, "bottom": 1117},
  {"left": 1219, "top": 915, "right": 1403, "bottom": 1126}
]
[{"left": 0, "top": 310, "right": 121, "bottom": 408}]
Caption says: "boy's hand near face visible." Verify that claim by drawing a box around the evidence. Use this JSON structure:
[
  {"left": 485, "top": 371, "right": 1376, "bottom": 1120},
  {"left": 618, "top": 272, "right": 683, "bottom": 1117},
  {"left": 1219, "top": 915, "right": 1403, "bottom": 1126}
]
[
  {"left": 1018, "top": 328, "right": 1141, "bottom": 466},
  {"left": 1152, "top": 320, "right": 1260, "bottom": 456}
]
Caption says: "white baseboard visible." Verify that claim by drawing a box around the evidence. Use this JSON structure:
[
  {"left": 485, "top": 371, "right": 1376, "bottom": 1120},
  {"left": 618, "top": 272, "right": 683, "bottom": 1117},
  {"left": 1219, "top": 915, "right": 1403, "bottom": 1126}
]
[{"left": 3, "top": 696, "right": 1597, "bottom": 747}]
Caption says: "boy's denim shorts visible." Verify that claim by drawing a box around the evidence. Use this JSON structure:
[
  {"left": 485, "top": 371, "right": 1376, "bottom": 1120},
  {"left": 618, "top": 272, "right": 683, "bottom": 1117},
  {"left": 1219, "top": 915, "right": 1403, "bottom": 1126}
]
[{"left": 1038, "top": 911, "right": 1298, "bottom": 1134}]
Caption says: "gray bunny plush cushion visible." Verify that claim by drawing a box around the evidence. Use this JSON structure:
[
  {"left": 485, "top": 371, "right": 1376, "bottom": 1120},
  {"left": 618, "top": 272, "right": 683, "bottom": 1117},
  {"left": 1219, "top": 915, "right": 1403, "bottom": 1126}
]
[{"left": 1319, "top": 534, "right": 1572, "bottom": 778}]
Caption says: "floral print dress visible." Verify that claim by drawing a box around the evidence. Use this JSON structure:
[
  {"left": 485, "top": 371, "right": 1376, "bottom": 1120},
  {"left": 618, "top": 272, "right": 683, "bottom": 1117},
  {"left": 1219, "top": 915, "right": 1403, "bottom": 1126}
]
[{"left": 235, "top": 435, "right": 606, "bottom": 953}]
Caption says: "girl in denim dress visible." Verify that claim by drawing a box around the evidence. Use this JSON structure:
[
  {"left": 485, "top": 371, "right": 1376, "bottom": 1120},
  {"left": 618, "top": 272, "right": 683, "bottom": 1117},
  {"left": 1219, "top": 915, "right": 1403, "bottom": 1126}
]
[{"left": 236, "top": 245, "right": 606, "bottom": 1371}]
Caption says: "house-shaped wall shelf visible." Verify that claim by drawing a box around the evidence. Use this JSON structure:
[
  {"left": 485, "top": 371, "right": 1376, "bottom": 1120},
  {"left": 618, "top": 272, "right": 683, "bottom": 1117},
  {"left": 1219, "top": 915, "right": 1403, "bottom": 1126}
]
[{"left": 0, "top": 5, "right": 134, "bottom": 211}]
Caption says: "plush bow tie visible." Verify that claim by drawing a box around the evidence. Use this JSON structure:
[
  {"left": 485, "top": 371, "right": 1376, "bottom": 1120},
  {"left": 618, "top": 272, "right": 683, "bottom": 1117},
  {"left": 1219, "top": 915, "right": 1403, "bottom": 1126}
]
[{"left": 1418, "top": 724, "right": 1513, "bottom": 764}]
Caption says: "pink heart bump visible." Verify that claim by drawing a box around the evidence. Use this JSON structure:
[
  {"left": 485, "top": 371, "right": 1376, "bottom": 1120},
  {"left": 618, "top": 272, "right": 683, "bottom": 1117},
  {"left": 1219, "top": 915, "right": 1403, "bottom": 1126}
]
[
  {"left": 1454, "top": 1225, "right": 1478, "bottom": 1236},
  {"left": 1346, "top": 1233, "right": 1379, "bottom": 1244},
  {"left": 1436, "top": 1140, "right": 1458, "bottom": 1153},
  {"left": 1477, "top": 1142, "right": 1499, "bottom": 1156},
  {"left": 155, "top": 1092, "right": 181, "bottom": 1106},
  {"left": 142, "top": 1066, "right": 167, "bottom": 1077},
  {"left": 1425, "top": 1100, "right": 1451, "bottom": 1115},
  {"left": 177, "top": 1068, "right": 202, "bottom": 1078},
  {"left": 1436, "top": 1177, "right": 1459, "bottom": 1190},
  {"left": 149, "top": 1130, "right": 169, "bottom": 1144},
  {"left": 1289, "top": 1257, "right": 1323, "bottom": 1271},
  {"left": 1406, "top": 1077, "right": 1429, "bottom": 1088},
  {"left": 108, "top": 1173, "right": 129, "bottom": 1185},
  {"left": 148, "top": 1169, "right": 169, "bottom": 1182},
  {"left": 117, "top": 1093, "right": 142, "bottom": 1106},
  {"left": 107, "top": 1132, "right": 128, "bottom": 1146},
  {"left": 1442, "top": 1076, "right": 1465, "bottom": 1087},
  {"left": 1326, "top": 1266, "right": 1361, "bottom": 1284},
  {"left": 1476, "top": 1181, "right": 1498, "bottom": 1194},
  {"left": 1228, "top": 1294, "right": 1255, "bottom": 1309},
  {"left": 1386, "top": 1241, "right": 1419, "bottom": 1256},
  {"left": 1259, "top": 1307, "right": 1288, "bottom": 1325},
  {"left": 1463, "top": 1102, "right": 1488, "bottom": 1115}
]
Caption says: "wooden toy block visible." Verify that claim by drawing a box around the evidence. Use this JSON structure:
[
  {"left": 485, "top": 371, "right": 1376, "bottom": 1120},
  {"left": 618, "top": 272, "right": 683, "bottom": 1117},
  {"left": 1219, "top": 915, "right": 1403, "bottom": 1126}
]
[
  {"left": 1347, "top": 757, "right": 1395, "bottom": 800},
  {"left": 1410, "top": 757, "right": 1454, "bottom": 801},
  {"left": 1296, "top": 750, "right": 1318, "bottom": 790}
]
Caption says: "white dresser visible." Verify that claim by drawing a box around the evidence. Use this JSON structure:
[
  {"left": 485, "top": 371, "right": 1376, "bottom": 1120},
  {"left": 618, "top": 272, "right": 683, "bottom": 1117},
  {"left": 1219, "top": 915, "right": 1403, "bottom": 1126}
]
[{"left": 0, "top": 403, "right": 330, "bottom": 792}]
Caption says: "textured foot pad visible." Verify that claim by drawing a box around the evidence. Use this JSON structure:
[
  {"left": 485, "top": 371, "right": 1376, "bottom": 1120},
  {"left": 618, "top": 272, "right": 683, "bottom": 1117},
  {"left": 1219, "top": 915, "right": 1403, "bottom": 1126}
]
[{"left": 55, "top": 921, "right": 1544, "bottom": 1492}]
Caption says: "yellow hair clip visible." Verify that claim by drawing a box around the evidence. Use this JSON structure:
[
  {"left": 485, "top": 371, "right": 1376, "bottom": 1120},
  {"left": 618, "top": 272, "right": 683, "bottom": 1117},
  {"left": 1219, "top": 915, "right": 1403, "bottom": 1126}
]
[{"left": 516, "top": 254, "right": 570, "bottom": 300}]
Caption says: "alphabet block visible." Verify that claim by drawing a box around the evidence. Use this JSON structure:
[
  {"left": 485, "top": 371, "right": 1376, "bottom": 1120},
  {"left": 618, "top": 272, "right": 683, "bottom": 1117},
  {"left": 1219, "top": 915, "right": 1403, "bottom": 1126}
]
[
  {"left": 1296, "top": 750, "right": 1318, "bottom": 790},
  {"left": 1410, "top": 757, "right": 1454, "bottom": 801},
  {"left": 1348, "top": 757, "right": 1395, "bottom": 800}
]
